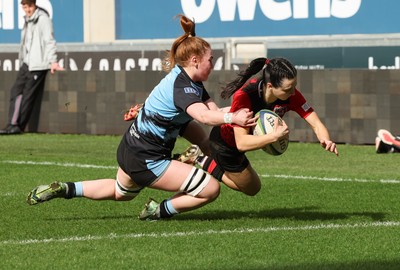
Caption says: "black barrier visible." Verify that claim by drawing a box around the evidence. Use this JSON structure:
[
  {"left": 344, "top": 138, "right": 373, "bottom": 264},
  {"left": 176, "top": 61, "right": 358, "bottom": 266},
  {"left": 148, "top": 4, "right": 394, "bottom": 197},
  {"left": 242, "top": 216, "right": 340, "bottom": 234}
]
[{"left": 0, "top": 69, "right": 399, "bottom": 145}]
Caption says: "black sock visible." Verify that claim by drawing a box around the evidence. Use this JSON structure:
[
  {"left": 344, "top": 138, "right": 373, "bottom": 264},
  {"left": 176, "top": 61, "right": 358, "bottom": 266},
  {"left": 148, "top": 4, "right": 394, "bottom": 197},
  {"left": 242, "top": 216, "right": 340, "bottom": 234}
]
[
  {"left": 65, "top": 182, "right": 76, "bottom": 199},
  {"left": 195, "top": 155, "right": 205, "bottom": 165},
  {"left": 158, "top": 200, "right": 174, "bottom": 219}
]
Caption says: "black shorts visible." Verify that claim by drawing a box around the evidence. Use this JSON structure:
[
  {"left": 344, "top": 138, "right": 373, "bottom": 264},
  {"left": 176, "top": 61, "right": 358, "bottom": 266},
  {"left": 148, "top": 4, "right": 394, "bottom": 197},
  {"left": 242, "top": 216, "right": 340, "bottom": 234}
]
[
  {"left": 116, "top": 137, "right": 171, "bottom": 187},
  {"left": 209, "top": 126, "right": 249, "bottom": 173}
]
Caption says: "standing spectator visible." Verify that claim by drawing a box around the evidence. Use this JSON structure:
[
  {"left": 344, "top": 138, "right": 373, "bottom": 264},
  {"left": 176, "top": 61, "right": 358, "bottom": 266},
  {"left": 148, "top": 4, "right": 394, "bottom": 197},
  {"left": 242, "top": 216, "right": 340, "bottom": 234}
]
[{"left": 0, "top": 0, "right": 63, "bottom": 135}]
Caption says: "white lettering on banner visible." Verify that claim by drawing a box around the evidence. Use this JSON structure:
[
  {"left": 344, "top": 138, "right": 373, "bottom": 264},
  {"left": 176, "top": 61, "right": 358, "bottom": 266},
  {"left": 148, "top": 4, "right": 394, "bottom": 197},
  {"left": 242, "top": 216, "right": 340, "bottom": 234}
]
[
  {"left": 2, "top": 55, "right": 400, "bottom": 71},
  {"left": 181, "top": 0, "right": 215, "bottom": 23},
  {"left": 83, "top": 59, "right": 92, "bottom": 71},
  {"left": 0, "top": 0, "right": 52, "bottom": 30},
  {"left": 0, "top": 55, "right": 224, "bottom": 71},
  {"left": 152, "top": 58, "right": 162, "bottom": 71},
  {"left": 126, "top": 59, "right": 135, "bottom": 70},
  {"left": 330, "top": 0, "right": 361, "bottom": 19},
  {"left": 181, "top": 0, "right": 362, "bottom": 22},
  {"left": 2, "top": 59, "right": 11, "bottom": 70},
  {"left": 114, "top": 59, "right": 121, "bottom": 71},
  {"left": 315, "top": 0, "right": 362, "bottom": 18},
  {"left": 368, "top": 57, "right": 400, "bottom": 70},
  {"left": 138, "top": 58, "right": 149, "bottom": 71},
  {"left": 57, "top": 58, "right": 164, "bottom": 71},
  {"left": 220, "top": 0, "right": 258, "bottom": 21},
  {"left": 0, "top": 58, "right": 19, "bottom": 71},
  {"left": 99, "top": 59, "right": 109, "bottom": 71}
]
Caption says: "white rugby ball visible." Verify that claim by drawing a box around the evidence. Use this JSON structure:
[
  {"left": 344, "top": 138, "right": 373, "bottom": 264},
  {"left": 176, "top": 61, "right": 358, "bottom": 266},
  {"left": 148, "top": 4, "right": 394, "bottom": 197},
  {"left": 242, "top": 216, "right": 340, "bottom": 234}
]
[{"left": 253, "top": 109, "right": 289, "bottom": 155}]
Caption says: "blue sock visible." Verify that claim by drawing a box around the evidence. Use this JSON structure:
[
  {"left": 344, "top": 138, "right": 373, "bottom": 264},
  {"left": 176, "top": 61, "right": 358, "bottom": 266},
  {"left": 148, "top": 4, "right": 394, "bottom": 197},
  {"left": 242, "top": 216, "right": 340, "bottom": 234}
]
[
  {"left": 74, "top": 182, "right": 84, "bottom": 197},
  {"left": 166, "top": 199, "right": 179, "bottom": 215}
]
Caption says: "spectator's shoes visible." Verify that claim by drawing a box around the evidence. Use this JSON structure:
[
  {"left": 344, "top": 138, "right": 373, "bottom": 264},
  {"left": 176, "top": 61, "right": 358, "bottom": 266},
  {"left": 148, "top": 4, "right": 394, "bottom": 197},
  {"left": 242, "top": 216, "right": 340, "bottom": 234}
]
[
  {"left": 0, "top": 125, "right": 22, "bottom": 135},
  {"left": 376, "top": 129, "right": 400, "bottom": 153},
  {"left": 375, "top": 137, "right": 391, "bottom": 153},
  {"left": 378, "top": 129, "right": 400, "bottom": 147}
]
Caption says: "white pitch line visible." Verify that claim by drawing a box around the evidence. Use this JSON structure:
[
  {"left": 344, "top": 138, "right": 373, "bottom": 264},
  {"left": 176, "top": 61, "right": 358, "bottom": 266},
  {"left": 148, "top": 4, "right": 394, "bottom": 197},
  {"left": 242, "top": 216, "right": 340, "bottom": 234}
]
[
  {"left": 1, "top": 160, "right": 116, "bottom": 170},
  {"left": 261, "top": 174, "right": 400, "bottom": 184},
  {"left": 1, "top": 221, "right": 399, "bottom": 246},
  {"left": 2, "top": 160, "right": 399, "bottom": 183}
]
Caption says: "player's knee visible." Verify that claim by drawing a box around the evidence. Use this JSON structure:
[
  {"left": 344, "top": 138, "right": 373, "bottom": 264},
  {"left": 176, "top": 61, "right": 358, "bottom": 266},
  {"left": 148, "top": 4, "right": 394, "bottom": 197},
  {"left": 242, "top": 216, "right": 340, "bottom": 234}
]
[
  {"left": 242, "top": 182, "right": 261, "bottom": 196},
  {"left": 180, "top": 167, "right": 220, "bottom": 201},
  {"left": 202, "top": 178, "right": 220, "bottom": 202},
  {"left": 243, "top": 186, "right": 260, "bottom": 196},
  {"left": 115, "top": 177, "right": 143, "bottom": 201}
]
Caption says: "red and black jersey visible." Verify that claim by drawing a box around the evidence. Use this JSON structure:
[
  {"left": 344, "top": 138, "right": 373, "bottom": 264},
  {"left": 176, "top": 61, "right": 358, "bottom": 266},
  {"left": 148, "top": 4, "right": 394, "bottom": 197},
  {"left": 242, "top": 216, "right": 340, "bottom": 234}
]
[{"left": 220, "top": 77, "right": 314, "bottom": 147}]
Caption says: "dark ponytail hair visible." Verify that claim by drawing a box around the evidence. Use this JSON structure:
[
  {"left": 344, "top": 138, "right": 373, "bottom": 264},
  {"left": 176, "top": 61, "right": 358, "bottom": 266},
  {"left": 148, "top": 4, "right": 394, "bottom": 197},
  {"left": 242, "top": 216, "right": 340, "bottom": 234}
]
[{"left": 221, "top": 57, "right": 297, "bottom": 99}]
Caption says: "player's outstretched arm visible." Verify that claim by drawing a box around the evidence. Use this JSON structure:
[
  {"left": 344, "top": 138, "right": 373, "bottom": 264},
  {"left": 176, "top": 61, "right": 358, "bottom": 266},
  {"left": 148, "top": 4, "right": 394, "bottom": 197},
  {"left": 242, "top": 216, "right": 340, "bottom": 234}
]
[
  {"left": 187, "top": 102, "right": 256, "bottom": 127},
  {"left": 305, "top": 112, "right": 339, "bottom": 156}
]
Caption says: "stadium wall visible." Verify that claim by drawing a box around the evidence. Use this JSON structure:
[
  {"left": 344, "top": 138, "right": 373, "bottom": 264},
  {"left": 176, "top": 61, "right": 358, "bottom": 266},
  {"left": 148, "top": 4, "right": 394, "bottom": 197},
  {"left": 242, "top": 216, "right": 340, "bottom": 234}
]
[
  {"left": 1, "top": 0, "right": 399, "bottom": 145},
  {"left": 0, "top": 69, "right": 398, "bottom": 145}
]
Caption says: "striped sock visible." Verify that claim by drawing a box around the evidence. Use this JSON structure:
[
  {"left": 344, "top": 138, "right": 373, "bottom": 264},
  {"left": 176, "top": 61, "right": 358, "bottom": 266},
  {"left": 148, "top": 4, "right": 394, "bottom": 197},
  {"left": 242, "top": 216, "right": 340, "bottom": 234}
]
[
  {"left": 159, "top": 199, "right": 179, "bottom": 218},
  {"left": 65, "top": 182, "right": 84, "bottom": 198}
]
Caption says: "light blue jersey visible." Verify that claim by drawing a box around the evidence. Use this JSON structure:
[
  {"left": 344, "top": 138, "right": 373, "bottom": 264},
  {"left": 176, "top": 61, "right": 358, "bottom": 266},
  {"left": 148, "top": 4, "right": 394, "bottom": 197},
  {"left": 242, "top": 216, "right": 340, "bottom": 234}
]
[{"left": 118, "top": 65, "right": 210, "bottom": 186}]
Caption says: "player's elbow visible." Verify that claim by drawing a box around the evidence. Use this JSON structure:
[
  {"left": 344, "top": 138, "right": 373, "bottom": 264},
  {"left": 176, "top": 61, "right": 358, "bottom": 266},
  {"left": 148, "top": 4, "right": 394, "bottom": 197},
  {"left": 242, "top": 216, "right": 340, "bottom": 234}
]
[{"left": 235, "top": 140, "right": 249, "bottom": 152}]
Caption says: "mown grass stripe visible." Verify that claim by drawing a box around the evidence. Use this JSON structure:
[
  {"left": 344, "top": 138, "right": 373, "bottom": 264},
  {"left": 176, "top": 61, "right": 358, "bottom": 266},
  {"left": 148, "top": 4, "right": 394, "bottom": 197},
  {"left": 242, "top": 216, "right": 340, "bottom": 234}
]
[
  {"left": 2, "top": 160, "right": 399, "bottom": 183},
  {"left": 1, "top": 221, "right": 399, "bottom": 246}
]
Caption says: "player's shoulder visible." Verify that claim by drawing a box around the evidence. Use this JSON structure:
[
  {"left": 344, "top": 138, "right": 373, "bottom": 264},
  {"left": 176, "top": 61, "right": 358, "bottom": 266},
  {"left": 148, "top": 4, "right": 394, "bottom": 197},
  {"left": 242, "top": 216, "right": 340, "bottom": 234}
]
[{"left": 290, "top": 88, "right": 307, "bottom": 101}]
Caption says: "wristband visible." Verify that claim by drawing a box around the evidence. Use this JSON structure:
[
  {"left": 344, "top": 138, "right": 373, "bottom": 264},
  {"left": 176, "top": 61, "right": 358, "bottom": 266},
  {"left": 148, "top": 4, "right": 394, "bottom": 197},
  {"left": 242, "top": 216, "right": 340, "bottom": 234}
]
[{"left": 224, "top": 113, "right": 233, "bottom": 124}]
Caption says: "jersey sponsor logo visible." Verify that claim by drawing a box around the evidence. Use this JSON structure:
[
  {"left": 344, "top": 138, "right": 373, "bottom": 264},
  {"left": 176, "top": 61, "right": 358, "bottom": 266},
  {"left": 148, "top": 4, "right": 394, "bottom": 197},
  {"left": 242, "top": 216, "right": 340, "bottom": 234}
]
[
  {"left": 129, "top": 124, "right": 140, "bottom": 139},
  {"left": 302, "top": 102, "right": 311, "bottom": 112},
  {"left": 184, "top": 87, "right": 200, "bottom": 96}
]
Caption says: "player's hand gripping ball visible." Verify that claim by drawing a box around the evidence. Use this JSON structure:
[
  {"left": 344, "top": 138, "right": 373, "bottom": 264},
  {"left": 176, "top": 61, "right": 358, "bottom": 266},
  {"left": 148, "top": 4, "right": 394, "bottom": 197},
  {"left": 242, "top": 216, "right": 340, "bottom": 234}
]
[{"left": 253, "top": 109, "right": 289, "bottom": 155}]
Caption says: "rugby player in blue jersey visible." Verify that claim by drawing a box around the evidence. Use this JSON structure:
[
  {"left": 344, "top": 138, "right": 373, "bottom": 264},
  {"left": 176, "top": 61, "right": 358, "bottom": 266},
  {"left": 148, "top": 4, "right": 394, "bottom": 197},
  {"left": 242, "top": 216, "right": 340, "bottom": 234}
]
[{"left": 26, "top": 15, "right": 257, "bottom": 221}]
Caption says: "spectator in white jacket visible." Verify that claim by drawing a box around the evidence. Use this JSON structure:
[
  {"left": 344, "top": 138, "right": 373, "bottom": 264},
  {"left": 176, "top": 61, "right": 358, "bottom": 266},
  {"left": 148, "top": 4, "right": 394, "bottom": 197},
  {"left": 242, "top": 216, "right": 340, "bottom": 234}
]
[{"left": 0, "top": 0, "right": 63, "bottom": 135}]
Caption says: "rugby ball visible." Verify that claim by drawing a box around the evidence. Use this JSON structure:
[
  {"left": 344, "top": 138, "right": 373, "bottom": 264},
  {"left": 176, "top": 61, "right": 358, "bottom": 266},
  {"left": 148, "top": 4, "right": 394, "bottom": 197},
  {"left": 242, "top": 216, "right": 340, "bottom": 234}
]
[{"left": 253, "top": 109, "right": 289, "bottom": 155}]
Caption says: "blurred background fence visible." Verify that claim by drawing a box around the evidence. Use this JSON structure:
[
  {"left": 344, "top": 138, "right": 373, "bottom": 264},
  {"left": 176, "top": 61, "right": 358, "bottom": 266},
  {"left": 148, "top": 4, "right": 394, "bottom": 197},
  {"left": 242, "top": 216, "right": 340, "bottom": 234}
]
[{"left": 1, "top": 0, "right": 399, "bottom": 144}]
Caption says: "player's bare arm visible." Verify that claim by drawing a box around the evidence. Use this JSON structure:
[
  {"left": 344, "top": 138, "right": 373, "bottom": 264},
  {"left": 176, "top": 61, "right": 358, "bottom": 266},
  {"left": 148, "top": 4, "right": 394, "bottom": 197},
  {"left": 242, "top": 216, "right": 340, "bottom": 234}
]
[{"left": 305, "top": 112, "right": 339, "bottom": 156}]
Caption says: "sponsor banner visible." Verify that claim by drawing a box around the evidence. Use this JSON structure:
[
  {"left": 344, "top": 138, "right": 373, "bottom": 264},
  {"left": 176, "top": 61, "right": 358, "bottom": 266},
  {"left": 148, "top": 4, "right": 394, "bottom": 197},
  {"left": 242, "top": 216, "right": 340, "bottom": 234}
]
[
  {"left": 267, "top": 46, "right": 400, "bottom": 70},
  {"left": 0, "top": 50, "right": 226, "bottom": 71},
  {"left": 0, "top": 0, "right": 83, "bottom": 43},
  {"left": 0, "top": 47, "right": 399, "bottom": 71},
  {"left": 116, "top": 0, "right": 400, "bottom": 39},
  {"left": 1, "top": 1, "right": 398, "bottom": 43}
]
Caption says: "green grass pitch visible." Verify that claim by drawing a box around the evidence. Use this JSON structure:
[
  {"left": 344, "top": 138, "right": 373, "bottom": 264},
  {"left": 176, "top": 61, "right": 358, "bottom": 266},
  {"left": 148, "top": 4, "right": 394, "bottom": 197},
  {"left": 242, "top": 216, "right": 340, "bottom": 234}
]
[{"left": 0, "top": 134, "right": 399, "bottom": 269}]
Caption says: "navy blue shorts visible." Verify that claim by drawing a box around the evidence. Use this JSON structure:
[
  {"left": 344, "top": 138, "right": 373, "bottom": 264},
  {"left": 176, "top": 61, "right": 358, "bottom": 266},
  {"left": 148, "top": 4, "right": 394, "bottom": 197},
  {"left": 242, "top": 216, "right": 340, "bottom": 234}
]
[{"left": 116, "top": 137, "right": 171, "bottom": 187}]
